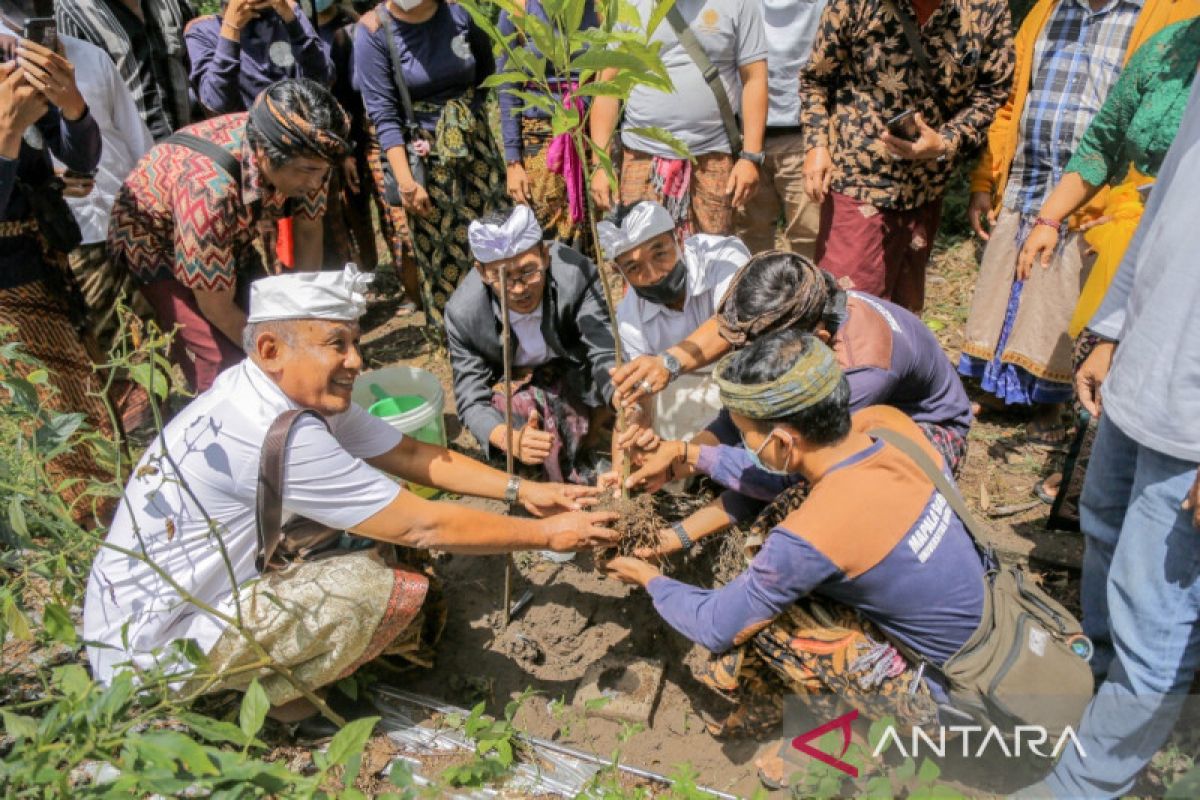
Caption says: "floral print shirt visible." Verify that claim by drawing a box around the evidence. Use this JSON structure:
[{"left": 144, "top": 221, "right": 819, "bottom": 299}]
[{"left": 800, "top": 0, "right": 1015, "bottom": 209}]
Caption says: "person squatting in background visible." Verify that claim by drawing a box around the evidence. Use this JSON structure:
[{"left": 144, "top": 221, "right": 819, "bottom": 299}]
[
  {"left": 108, "top": 78, "right": 350, "bottom": 393},
  {"left": 446, "top": 204, "right": 619, "bottom": 485}
]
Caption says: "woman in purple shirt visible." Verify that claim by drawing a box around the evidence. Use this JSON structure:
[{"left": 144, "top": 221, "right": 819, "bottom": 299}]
[
  {"left": 185, "top": 0, "right": 333, "bottom": 115},
  {"left": 497, "top": 0, "right": 598, "bottom": 250},
  {"left": 354, "top": 0, "right": 505, "bottom": 335}
]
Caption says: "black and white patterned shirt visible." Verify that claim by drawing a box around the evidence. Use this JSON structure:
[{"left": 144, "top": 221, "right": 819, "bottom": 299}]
[{"left": 56, "top": 0, "right": 194, "bottom": 141}]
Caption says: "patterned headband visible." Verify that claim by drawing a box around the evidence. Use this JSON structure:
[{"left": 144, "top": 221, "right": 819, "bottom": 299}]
[
  {"left": 714, "top": 335, "right": 842, "bottom": 420},
  {"left": 717, "top": 252, "right": 842, "bottom": 347},
  {"left": 249, "top": 92, "right": 351, "bottom": 163}
]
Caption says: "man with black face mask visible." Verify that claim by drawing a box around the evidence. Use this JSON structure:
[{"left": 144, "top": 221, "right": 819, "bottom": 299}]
[{"left": 597, "top": 200, "right": 749, "bottom": 440}]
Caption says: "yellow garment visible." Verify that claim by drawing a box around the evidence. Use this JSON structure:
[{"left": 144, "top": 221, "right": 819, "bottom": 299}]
[
  {"left": 968, "top": 0, "right": 1200, "bottom": 228},
  {"left": 1068, "top": 174, "right": 1152, "bottom": 337}
]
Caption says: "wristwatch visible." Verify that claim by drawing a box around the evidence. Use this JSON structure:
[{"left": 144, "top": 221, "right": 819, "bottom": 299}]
[
  {"left": 661, "top": 351, "right": 682, "bottom": 382},
  {"left": 504, "top": 475, "right": 522, "bottom": 506},
  {"left": 738, "top": 149, "right": 765, "bottom": 166}
]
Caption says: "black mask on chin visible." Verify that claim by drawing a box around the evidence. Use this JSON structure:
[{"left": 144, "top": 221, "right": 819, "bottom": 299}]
[{"left": 633, "top": 255, "right": 688, "bottom": 306}]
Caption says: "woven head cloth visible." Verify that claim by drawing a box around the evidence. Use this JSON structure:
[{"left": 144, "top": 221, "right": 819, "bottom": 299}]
[
  {"left": 717, "top": 252, "right": 841, "bottom": 347},
  {"left": 468, "top": 205, "right": 544, "bottom": 264},
  {"left": 248, "top": 90, "right": 351, "bottom": 163},
  {"left": 714, "top": 335, "right": 841, "bottom": 420}
]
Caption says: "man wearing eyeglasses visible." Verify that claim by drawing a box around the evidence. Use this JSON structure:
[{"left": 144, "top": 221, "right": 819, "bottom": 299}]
[{"left": 444, "top": 205, "right": 618, "bottom": 484}]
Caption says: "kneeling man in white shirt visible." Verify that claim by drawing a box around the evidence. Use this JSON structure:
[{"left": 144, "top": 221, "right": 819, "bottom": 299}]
[{"left": 83, "top": 264, "right": 617, "bottom": 723}]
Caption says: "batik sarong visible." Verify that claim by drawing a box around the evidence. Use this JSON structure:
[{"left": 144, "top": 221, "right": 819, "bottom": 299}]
[
  {"left": 489, "top": 362, "right": 605, "bottom": 485},
  {"left": 201, "top": 550, "right": 441, "bottom": 706},
  {"left": 0, "top": 267, "right": 116, "bottom": 525},
  {"left": 520, "top": 117, "right": 588, "bottom": 251},
  {"left": 406, "top": 95, "right": 506, "bottom": 334},
  {"left": 696, "top": 595, "right": 938, "bottom": 738},
  {"left": 619, "top": 148, "right": 734, "bottom": 236}
]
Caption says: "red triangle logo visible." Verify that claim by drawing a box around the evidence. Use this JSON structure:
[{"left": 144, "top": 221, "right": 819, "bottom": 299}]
[{"left": 790, "top": 709, "right": 860, "bottom": 778}]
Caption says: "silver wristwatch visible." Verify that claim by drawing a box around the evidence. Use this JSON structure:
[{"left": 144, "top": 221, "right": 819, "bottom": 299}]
[
  {"left": 661, "top": 351, "right": 683, "bottom": 382},
  {"left": 504, "top": 475, "right": 522, "bottom": 506}
]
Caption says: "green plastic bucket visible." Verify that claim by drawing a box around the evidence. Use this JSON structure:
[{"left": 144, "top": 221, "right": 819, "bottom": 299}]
[{"left": 353, "top": 367, "right": 447, "bottom": 498}]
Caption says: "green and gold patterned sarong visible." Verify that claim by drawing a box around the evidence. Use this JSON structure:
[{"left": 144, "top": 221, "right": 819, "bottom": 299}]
[{"left": 408, "top": 93, "right": 505, "bottom": 335}]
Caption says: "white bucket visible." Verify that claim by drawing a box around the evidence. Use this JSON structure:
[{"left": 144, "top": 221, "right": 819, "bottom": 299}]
[{"left": 353, "top": 367, "right": 447, "bottom": 498}]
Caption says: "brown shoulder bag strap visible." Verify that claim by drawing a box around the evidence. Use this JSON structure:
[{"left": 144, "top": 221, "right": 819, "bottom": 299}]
[
  {"left": 255, "top": 408, "right": 330, "bottom": 572},
  {"left": 868, "top": 427, "right": 995, "bottom": 556}
]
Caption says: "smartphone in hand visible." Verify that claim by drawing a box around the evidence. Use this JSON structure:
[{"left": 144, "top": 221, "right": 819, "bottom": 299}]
[
  {"left": 23, "top": 17, "right": 58, "bottom": 52},
  {"left": 886, "top": 109, "right": 920, "bottom": 143}
]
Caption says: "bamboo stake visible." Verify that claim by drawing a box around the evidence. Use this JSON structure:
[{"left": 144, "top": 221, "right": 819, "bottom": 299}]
[{"left": 499, "top": 266, "right": 516, "bottom": 627}]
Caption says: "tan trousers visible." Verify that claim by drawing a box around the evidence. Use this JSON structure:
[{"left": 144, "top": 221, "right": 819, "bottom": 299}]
[{"left": 734, "top": 131, "right": 819, "bottom": 257}]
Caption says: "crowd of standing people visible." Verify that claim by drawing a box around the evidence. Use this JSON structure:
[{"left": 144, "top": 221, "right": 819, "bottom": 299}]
[{"left": 2, "top": 0, "right": 1200, "bottom": 795}]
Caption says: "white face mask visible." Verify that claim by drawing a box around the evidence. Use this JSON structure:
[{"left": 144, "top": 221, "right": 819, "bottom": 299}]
[{"left": 392, "top": 0, "right": 424, "bottom": 11}]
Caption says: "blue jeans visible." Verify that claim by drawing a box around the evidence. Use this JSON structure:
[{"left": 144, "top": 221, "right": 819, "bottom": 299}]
[{"left": 1043, "top": 416, "right": 1200, "bottom": 798}]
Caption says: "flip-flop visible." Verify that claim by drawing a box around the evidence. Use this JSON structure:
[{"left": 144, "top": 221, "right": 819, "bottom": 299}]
[
  {"left": 1035, "top": 474, "right": 1061, "bottom": 505},
  {"left": 755, "top": 746, "right": 791, "bottom": 791}
]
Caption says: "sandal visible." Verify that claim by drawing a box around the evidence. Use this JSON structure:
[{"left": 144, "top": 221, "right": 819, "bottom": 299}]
[
  {"left": 1026, "top": 418, "right": 1067, "bottom": 448},
  {"left": 1035, "top": 473, "right": 1062, "bottom": 505},
  {"left": 754, "top": 743, "right": 793, "bottom": 790}
]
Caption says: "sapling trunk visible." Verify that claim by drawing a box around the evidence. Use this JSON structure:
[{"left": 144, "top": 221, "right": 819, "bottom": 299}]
[
  {"left": 575, "top": 135, "right": 632, "bottom": 500},
  {"left": 500, "top": 267, "right": 517, "bottom": 627}
]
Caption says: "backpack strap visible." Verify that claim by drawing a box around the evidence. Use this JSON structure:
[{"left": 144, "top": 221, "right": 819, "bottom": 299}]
[
  {"left": 255, "top": 409, "right": 330, "bottom": 572},
  {"left": 165, "top": 131, "right": 243, "bottom": 186},
  {"left": 664, "top": 5, "right": 743, "bottom": 156},
  {"left": 866, "top": 426, "right": 997, "bottom": 678},
  {"left": 868, "top": 426, "right": 995, "bottom": 559}
]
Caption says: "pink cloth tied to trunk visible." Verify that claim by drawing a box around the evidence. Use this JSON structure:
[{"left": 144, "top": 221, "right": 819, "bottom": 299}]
[{"left": 546, "top": 90, "right": 587, "bottom": 224}]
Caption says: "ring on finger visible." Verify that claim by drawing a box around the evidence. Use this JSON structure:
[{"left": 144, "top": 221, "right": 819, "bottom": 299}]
[{"left": 639, "top": 380, "right": 653, "bottom": 394}]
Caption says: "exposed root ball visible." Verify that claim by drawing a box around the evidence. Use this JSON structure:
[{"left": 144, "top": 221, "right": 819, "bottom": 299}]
[
  {"left": 596, "top": 493, "right": 665, "bottom": 554},
  {"left": 593, "top": 487, "right": 720, "bottom": 573}
]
